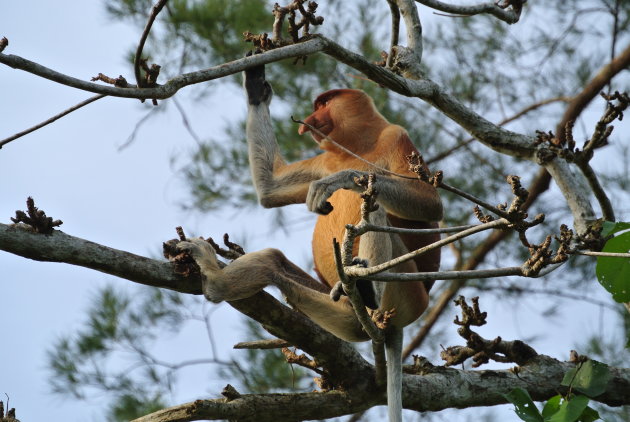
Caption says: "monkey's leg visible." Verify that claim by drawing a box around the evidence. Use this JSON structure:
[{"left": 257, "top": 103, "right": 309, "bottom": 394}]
[
  {"left": 179, "top": 239, "right": 367, "bottom": 342},
  {"left": 357, "top": 207, "right": 393, "bottom": 306}
]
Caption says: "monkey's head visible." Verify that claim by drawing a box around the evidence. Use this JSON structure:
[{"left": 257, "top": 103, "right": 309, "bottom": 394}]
[{"left": 298, "top": 89, "right": 387, "bottom": 151}]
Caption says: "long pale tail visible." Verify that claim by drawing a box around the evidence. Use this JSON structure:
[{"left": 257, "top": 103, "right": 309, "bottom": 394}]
[{"left": 386, "top": 328, "right": 403, "bottom": 422}]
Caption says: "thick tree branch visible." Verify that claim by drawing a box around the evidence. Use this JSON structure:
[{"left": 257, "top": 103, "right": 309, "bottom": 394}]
[
  {"left": 0, "top": 39, "right": 327, "bottom": 99},
  {"left": 396, "top": 0, "right": 423, "bottom": 65},
  {"left": 0, "top": 37, "right": 533, "bottom": 157},
  {"left": 386, "top": 0, "right": 401, "bottom": 68},
  {"left": 132, "top": 354, "right": 629, "bottom": 422},
  {"left": 0, "top": 222, "right": 201, "bottom": 294}
]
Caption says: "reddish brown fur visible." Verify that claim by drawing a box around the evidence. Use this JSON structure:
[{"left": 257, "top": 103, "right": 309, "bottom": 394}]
[{"left": 297, "top": 90, "right": 441, "bottom": 327}]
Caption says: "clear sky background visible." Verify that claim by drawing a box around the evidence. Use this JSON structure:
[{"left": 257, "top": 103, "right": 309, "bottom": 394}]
[{"left": 0, "top": 2, "right": 625, "bottom": 421}]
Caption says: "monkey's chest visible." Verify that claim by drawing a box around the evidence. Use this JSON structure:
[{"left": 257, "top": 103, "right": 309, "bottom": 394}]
[{"left": 312, "top": 190, "right": 362, "bottom": 287}]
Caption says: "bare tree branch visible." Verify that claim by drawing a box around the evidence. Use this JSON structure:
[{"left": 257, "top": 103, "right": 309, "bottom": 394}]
[
  {"left": 0, "top": 222, "right": 201, "bottom": 293},
  {"left": 386, "top": 0, "right": 401, "bottom": 68},
  {"left": 0, "top": 40, "right": 326, "bottom": 99},
  {"left": 396, "top": 0, "right": 423, "bottom": 63},
  {"left": 414, "top": 0, "right": 525, "bottom": 24},
  {"left": 131, "top": 354, "right": 630, "bottom": 422},
  {"left": 134, "top": 0, "right": 168, "bottom": 90}
]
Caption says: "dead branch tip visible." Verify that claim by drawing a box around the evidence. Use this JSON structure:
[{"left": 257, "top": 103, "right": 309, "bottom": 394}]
[
  {"left": 221, "top": 384, "right": 242, "bottom": 401},
  {"left": 10, "top": 197, "right": 62, "bottom": 234},
  {"left": 441, "top": 296, "right": 537, "bottom": 367}
]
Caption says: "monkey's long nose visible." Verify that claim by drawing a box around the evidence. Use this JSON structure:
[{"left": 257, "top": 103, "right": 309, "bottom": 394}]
[{"left": 298, "top": 123, "right": 310, "bottom": 135}]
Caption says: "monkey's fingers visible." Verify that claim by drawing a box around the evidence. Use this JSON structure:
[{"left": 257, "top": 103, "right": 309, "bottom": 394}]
[
  {"left": 177, "top": 238, "right": 222, "bottom": 274},
  {"left": 318, "top": 201, "right": 334, "bottom": 215},
  {"left": 244, "top": 49, "right": 266, "bottom": 80},
  {"left": 330, "top": 281, "right": 344, "bottom": 302}
]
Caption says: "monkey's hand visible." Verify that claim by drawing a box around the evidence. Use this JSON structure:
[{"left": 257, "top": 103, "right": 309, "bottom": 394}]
[
  {"left": 306, "top": 170, "right": 362, "bottom": 214},
  {"left": 177, "top": 238, "right": 222, "bottom": 280},
  {"left": 244, "top": 50, "right": 273, "bottom": 106}
]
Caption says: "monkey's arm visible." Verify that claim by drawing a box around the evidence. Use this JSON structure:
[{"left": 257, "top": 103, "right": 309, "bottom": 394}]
[
  {"left": 245, "top": 64, "right": 327, "bottom": 207},
  {"left": 307, "top": 126, "right": 442, "bottom": 221},
  {"left": 307, "top": 170, "right": 442, "bottom": 221}
]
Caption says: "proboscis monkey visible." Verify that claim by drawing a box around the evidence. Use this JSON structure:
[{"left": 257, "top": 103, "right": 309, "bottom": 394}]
[{"left": 178, "top": 60, "right": 442, "bottom": 422}]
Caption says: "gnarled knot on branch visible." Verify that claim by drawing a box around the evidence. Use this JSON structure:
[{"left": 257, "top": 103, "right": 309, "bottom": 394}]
[
  {"left": 11, "top": 197, "right": 62, "bottom": 234},
  {"left": 535, "top": 91, "right": 629, "bottom": 165},
  {"left": 244, "top": 0, "right": 324, "bottom": 54},
  {"left": 441, "top": 296, "right": 538, "bottom": 367},
  {"left": 496, "top": 0, "right": 528, "bottom": 13},
  {"left": 521, "top": 224, "right": 575, "bottom": 277},
  {"left": 354, "top": 173, "right": 379, "bottom": 220}
]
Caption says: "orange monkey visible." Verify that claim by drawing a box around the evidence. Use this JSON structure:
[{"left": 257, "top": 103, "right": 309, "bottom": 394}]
[{"left": 179, "top": 60, "right": 442, "bottom": 421}]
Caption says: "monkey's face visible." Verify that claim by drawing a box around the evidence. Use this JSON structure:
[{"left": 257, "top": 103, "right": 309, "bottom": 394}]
[
  {"left": 298, "top": 96, "right": 337, "bottom": 143},
  {"left": 298, "top": 89, "right": 375, "bottom": 151}
]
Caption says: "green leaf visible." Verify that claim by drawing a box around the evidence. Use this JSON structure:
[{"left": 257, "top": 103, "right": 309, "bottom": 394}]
[
  {"left": 546, "top": 395, "right": 589, "bottom": 422},
  {"left": 578, "top": 406, "right": 601, "bottom": 422},
  {"left": 601, "top": 221, "right": 630, "bottom": 237},
  {"left": 561, "top": 360, "right": 611, "bottom": 397},
  {"left": 596, "top": 231, "right": 630, "bottom": 302},
  {"left": 542, "top": 395, "right": 562, "bottom": 418},
  {"left": 504, "top": 388, "right": 544, "bottom": 422}
]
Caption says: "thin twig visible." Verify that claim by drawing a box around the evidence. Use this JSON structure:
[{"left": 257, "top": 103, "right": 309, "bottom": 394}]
[
  {"left": 134, "top": 0, "right": 168, "bottom": 89},
  {"left": 572, "top": 250, "right": 630, "bottom": 258},
  {"left": 358, "top": 223, "right": 479, "bottom": 235},
  {"left": 386, "top": 0, "right": 400, "bottom": 68},
  {"left": 438, "top": 183, "right": 511, "bottom": 220},
  {"left": 332, "top": 239, "right": 384, "bottom": 342},
  {"left": 357, "top": 266, "right": 523, "bottom": 281},
  {"left": 233, "top": 339, "right": 292, "bottom": 349},
  {"left": 118, "top": 107, "right": 159, "bottom": 151},
  {"left": 403, "top": 168, "right": 550, "bottom": 358},
  {"left": 0, "top": 94, "right": 106, "bottom": 148},
  {"left": 346, "top": 219, "right": 510, "bottom": 278},
  {"left": 172, "top": 96, "right": 203, "bottom": 145}
]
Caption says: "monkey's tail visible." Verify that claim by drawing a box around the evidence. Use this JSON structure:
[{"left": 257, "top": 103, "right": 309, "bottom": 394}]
[{"left": 385, "top": 327, "right": 403, "bottom": 422}]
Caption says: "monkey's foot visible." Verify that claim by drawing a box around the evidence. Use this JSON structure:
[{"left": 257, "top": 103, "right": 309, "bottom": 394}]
[
  {"left": 177, "top": 238, "right": 222, "bottom": 278},
  {"left": 329, "top": 279, "right": 378, "bottom": 310}
]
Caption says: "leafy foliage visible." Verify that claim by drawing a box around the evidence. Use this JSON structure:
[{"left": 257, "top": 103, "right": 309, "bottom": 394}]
[
  {"left": 561, "top": 359, "right": 611, "bottom": 398},
  {"left": 505, "top": 388, "right": 601, "bottom": 422},
  {"left": 596, "top": 224, "right": 630, "bottom": 302}
]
